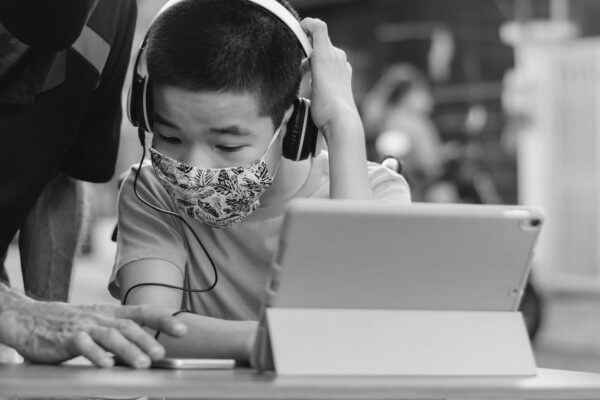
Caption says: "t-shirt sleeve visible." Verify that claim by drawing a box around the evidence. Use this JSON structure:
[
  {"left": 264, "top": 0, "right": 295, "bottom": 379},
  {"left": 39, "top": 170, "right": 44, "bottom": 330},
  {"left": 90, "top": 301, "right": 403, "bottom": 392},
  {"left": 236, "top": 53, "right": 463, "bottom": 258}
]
[
  {"left": 368, "top": 161, "right": 412, "bottom": 203},
  {"left": 108, "top": 163, "right": 187, "bottom": 299},
  {"left": 61, "top": 0, "right": 137, "bottom": 183}
]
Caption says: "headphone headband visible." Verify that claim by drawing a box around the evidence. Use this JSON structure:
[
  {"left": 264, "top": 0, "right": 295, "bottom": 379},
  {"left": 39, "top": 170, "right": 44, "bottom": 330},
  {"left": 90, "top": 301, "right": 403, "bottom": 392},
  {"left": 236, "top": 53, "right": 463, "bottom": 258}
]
[{"left": 155, "top": 0, "right": 311, "bottom": 56}]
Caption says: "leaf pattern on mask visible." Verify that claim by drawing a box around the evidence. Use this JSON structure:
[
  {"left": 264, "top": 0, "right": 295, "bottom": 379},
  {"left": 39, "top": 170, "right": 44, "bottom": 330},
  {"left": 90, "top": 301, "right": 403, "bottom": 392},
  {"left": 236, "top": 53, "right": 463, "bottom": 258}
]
[
  {"left": 177, "top": 164, "right": 194, "bottom": 174},
  {"left": 197, "top": 201, "right": 220, "bottom": 219},
  {"left": 149, "top": 147, "right": 275, "bottom": 228}
]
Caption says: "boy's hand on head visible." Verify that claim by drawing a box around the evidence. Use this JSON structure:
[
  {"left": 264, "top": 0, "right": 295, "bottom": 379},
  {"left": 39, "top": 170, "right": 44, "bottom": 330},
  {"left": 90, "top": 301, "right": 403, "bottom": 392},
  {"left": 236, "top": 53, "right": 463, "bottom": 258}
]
[
  {"left": 300, "top": 18, "right": 362, "bottom": 142},
  {"left": 300, "top": 18, "right": 372, "bottom": 199}
]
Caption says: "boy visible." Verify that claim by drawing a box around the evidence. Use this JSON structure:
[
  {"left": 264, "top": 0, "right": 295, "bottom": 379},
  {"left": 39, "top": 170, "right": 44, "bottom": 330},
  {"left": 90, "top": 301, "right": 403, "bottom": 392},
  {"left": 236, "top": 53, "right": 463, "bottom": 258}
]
[{"left": 109, "top": 0, "right": 410, "bottom": 365}]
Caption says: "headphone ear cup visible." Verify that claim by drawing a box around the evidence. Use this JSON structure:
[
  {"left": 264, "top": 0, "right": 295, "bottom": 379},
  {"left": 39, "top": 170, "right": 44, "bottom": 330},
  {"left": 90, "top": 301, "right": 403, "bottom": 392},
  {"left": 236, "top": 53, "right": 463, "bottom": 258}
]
[
  {"left": 283, "top": 98, "right": 318, "bottom": 161},
  {"left": 129, "top": 74, "right": 153, "bottom": 136},
  {"left": 126, "top": 83, "right": 135, "bottom": 127},
  {"left": 282, "top": 99, "right": 302, "bottom": 160}
]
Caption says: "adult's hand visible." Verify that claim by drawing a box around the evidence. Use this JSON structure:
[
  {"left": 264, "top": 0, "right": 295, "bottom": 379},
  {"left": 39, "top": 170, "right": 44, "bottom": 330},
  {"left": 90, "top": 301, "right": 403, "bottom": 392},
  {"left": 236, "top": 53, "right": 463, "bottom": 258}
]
[{"left": 0, "top": 289, "right": 187, "bottom": 368}]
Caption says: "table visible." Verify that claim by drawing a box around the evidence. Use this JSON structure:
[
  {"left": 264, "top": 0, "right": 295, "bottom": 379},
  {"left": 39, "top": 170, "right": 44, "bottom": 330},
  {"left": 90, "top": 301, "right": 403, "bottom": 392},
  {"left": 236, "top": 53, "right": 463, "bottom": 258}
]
[{"left": 2, "top": 363, "right": 600, "bottom": 399}]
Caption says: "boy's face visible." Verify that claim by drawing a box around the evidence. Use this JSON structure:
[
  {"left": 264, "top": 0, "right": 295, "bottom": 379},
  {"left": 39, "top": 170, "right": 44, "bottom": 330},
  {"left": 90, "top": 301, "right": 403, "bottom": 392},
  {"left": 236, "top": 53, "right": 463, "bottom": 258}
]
[{"left": 152, "top": 83, "right": 281, "bottom": 169}]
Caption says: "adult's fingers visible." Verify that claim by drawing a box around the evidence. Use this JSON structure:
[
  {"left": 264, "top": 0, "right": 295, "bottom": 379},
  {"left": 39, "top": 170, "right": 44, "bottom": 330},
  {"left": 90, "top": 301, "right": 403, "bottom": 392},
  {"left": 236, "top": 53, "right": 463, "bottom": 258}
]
[
  {"left": 115, "top": 305, "right": 188, "bottom": 338},
  {"left": 89, "top": 326, "right": 151, "bottom": 369},
  {"left": 300, "top": 18, "right": 332, "bottom": 53},
  {"left": 70, "top": 331, "right": 114, "bottom": 368}
]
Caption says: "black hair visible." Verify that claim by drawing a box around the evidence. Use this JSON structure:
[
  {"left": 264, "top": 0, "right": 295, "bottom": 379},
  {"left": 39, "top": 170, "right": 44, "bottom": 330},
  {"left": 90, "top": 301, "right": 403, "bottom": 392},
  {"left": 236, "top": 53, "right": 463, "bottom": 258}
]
[{"left": 146, "top": 0, "right": 303, "bottom": 127}]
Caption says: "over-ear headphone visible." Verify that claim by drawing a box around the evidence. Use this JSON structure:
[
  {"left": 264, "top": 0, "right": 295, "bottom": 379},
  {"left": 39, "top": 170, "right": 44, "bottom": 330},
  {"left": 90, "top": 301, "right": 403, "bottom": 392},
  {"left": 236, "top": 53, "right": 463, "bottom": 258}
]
[{"left": 127, "top": 0, "right": 320, "bottom": 161}]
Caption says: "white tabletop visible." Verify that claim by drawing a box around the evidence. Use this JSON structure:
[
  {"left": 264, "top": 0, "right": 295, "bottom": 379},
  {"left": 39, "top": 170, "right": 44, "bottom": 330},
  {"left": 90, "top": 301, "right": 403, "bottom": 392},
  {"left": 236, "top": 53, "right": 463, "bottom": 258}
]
[{"left": 2, "top": 363, "right": 600, "bottom": 399}]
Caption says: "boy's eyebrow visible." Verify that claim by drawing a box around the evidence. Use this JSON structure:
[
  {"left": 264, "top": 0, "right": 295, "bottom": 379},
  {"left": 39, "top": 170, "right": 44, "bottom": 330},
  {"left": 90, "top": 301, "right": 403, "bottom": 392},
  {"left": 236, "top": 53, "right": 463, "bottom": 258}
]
[
  {"left": 154, "top": 112, "right": 253, "bottom": 136},
  {"left": 153, "top": 112, "right": 180, "bottom": 130},
  {"left": 209, "top": 126, "right": 253, "bottom": 136}
]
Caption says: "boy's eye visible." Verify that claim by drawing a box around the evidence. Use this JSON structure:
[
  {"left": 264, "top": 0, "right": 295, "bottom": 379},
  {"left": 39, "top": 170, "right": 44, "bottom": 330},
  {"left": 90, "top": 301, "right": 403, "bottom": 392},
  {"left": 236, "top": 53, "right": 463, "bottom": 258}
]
[
  {"left": 158, "top": 134, "right": 182, "bottom": 145},
  {"left": 215, "top": 145, "right": 244, "bottom": 153}
]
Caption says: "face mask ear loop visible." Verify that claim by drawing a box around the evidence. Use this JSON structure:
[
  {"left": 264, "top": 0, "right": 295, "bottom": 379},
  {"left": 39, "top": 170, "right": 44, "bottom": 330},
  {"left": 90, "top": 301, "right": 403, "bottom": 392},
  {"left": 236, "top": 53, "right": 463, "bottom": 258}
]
[
  {"left": 268, "top": 125, "right": 283, "bottom": 148},
  {"left": 124, "top": 129, "right": 219, "bottom": 306},
  {"left": 261, "top": 125, "right": 284, "bottom": 177}
]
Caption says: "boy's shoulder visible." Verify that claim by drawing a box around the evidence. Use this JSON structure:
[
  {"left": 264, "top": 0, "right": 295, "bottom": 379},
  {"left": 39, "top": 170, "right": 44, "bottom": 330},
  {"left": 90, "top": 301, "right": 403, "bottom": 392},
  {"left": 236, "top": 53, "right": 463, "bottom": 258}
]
[
  {"left": 365, "top": 158, "right": 407, "bottom": 182},
  {"left": 118, "top": 160, "right": 155, "bottom": 188},
  {"left": 118, "top": 161, "right": 174, "bottom": 208},
  {"left": 308, "top": 151, "right": 410, "bottom": 202},
  {"left": 365, "top": 159, "right": 412, "bottom": 203},
  {"left": 316, "top": 150, "right": 407, "bottom": 182}
]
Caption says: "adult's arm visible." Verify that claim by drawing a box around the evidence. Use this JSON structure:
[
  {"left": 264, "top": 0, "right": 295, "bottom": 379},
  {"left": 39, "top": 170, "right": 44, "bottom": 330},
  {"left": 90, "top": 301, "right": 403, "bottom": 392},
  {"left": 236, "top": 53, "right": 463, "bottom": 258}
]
[
  {"left": 18, "top": 173, "right": 85, "bottom": 301},
  {"left": 0, "top": 281, "right": 188, "bottom": 368}
]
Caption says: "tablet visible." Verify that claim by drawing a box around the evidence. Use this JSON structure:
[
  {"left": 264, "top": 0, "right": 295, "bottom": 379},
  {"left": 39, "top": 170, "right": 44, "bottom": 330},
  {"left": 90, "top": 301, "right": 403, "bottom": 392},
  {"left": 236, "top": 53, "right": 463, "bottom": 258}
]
[
  {"left": 151, "top": 358, "right": 235, "bottom": 369},
  {"left": 112, "top": 356, "right": 235, "bottom": 369},
  {"left": 267, "top": 199, "right": 544, "bottom": 312}
]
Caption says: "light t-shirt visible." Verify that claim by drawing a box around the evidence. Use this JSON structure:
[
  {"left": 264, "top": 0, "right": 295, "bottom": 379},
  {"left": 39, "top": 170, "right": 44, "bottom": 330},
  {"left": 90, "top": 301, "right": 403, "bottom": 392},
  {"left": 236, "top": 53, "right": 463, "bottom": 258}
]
[{"left": 109, "top": 152, "right": 411, "bottom": 321}]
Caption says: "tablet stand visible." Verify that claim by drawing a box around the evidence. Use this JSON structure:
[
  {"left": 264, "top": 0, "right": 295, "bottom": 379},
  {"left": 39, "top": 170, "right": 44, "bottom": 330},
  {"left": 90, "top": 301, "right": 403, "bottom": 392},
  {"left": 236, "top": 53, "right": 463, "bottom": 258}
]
[{"left": 258, "top": 307, "right": 536, "bottom": 376}]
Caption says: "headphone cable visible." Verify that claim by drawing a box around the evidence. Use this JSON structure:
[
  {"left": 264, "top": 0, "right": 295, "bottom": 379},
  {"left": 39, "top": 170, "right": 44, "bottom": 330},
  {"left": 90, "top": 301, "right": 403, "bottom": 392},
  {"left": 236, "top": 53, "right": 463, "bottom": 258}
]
[{"left": 121, "top": 129, "right": 219, "bottom": 306}]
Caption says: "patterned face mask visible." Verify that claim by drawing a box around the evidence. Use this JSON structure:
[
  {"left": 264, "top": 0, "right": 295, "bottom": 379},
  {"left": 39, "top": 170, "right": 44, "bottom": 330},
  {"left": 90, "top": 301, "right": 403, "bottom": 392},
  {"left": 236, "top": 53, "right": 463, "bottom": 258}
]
[{"left": 150, "top": 127, "right": 281, "bottom": 228}]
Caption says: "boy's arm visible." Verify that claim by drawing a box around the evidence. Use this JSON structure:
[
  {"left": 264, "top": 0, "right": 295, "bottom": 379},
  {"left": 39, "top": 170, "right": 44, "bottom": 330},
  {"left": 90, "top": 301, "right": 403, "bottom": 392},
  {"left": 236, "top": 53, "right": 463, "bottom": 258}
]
[
  {"left": 300, "top": 18, "right": 373, "bottom": 200},
  {"left": 118, "top": 260, "right": 256, "bottom": 362}
]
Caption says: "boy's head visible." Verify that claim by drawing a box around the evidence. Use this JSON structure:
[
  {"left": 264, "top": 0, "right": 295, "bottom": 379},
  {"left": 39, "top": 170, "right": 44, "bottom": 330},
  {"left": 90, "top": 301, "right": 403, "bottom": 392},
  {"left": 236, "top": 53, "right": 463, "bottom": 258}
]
[
  {"left": 143, "top": 0, "right": 304, "bottom": 171},
  {"left": 138, "top": 0, "right": 308, "bottom": 228},
  {"left": 146, "top": 0, "right": 303, "bottom": 130}
]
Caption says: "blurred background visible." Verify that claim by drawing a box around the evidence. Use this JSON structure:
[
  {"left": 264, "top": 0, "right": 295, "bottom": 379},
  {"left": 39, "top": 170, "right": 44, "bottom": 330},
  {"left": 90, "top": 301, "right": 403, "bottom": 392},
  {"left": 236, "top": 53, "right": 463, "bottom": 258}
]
[{"left": 5, "top": 0, "right": 600, "bottom": 372}]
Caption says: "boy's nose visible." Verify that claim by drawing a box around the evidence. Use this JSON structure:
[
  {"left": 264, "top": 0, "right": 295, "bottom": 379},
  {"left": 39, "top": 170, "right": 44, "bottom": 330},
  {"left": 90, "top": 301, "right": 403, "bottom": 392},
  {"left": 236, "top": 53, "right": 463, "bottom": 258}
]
[{"left": 177, "top": 145, "right": 215, "bottom": 168}]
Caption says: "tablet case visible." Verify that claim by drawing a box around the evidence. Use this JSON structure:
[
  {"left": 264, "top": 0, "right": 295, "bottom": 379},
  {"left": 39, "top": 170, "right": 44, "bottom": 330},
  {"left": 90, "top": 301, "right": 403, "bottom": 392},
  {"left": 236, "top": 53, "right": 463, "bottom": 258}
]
[{"left": 253, "top": 199, "right": 544, "bottom": 376}]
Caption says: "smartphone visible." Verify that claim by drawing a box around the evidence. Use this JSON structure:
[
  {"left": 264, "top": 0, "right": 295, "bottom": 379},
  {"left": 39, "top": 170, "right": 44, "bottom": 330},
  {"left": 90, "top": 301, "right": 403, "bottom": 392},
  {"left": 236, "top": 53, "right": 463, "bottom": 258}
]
[{"left": 151, "top": 358, "right": 236, "bottom": 369}]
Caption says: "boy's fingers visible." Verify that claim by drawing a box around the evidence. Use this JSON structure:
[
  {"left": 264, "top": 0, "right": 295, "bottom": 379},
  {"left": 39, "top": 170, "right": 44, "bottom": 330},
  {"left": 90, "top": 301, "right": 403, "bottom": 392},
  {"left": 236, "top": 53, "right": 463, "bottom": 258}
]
[
  {"left": 300, "top": 18, "right": 332, "bottom": 51},
  {"left": 334, "top": 48, "right": 346, "bottom": 62},
  {"left": 300, "top": 57, "right": 310, "bottom": 75},
  {"left": 111, "top": 319, "right": 165, "bottom": 360},
  {"left": 115, "top": 305, "right": 188, "bottom": 337},
  {"left": 70, "top": 331, "right": 114, "bottom": 368}
]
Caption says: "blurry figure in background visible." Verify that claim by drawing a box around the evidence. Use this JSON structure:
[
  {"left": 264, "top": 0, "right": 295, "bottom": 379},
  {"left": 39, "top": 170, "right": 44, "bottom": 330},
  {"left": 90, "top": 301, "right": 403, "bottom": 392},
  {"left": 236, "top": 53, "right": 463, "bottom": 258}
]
[
  {"left": 362, "top": 63, "right": 444, "bottom": 201},
  {"left": 500, "top": 67, "right": 535, "bottom": 159}
]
